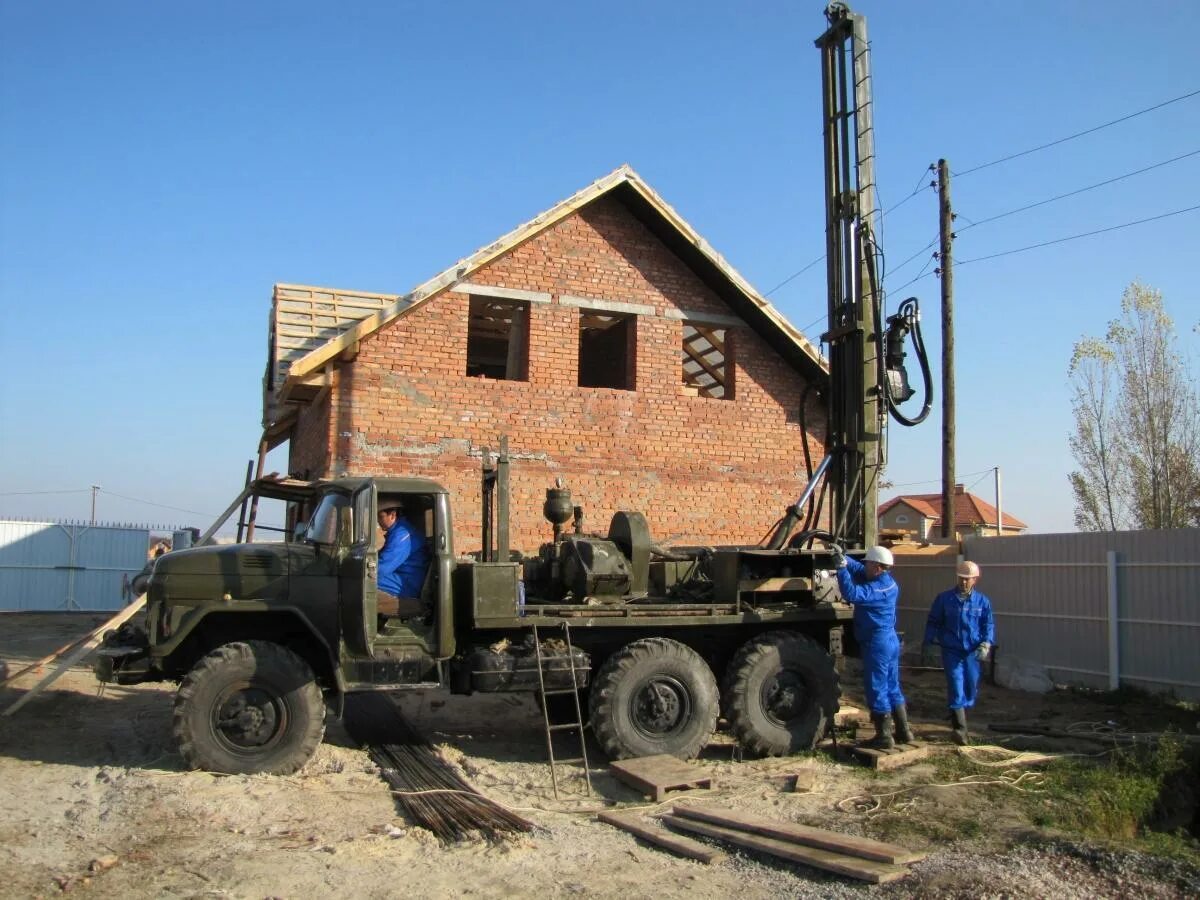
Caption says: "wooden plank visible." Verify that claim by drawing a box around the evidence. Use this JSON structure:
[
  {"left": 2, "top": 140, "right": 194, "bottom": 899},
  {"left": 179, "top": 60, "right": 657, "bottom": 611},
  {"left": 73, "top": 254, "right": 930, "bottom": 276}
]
[
  {"left": 844, "top": 742, "right": 931, "bottom": 771},
  {"left": 662, "top": 815, "right": 909, "bottom": 884},
  {"left": 597, "top": 811, "right": 726, "bottom": 865},
  {"left": 3, "top": 596, "right": 147, "bottom": 716},
  {"left": 609, "top": 755, "right": 714, "bottom": 801},
  {"left": 670, "top": 805, "right": 925, "bottom": 865}
]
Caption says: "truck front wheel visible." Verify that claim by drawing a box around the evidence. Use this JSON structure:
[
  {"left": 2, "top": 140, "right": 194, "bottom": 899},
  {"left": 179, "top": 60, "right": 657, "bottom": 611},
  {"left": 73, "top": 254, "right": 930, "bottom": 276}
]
[
  {"left": 723, "top": 631, "right": 840, "bottom": 756},
  {"left": 589, "top": 638, "right": 718, "bottom": 760},
  {"left": 173, "top": 641, "right": 326, "bottom": 775}
]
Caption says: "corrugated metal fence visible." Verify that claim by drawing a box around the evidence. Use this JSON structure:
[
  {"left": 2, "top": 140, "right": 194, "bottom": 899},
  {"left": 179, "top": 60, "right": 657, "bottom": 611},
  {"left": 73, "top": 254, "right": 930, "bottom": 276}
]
[
  {"left": 892, "top": 529, "right": 1200, "bottom": 702},
  {"left": 0, "top": 520, "right": 152, "bottom": 611}
]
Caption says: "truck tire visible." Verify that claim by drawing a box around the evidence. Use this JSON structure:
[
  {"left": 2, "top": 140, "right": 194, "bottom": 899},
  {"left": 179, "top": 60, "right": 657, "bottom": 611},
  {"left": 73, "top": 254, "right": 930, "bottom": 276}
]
[
  {"left": 589, "top": 637, "right": 718, "bottom": 760},
  {"left": 723, "top": 631, "right": 840, "bottom": 756},
  {"left": 173, "top": 641, "right": 325, "bottom": 775}
]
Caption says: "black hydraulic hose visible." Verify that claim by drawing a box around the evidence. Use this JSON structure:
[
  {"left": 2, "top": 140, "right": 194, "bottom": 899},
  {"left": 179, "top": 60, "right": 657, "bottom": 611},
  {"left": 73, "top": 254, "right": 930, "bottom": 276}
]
[{"left": 888, "top": 297, "right": 934, "bottom": 426}]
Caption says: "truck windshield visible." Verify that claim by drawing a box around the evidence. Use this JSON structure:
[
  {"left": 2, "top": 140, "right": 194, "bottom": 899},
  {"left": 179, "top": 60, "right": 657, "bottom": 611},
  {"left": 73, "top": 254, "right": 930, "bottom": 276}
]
[{"left": 306, "top": 493, "right": 351, "bottom": 545}]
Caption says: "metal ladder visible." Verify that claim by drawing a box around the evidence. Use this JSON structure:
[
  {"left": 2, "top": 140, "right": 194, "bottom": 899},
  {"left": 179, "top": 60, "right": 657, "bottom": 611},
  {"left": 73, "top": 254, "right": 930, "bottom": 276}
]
[{"left": 532, "top": 622, "right": 592, "bottom": 798}]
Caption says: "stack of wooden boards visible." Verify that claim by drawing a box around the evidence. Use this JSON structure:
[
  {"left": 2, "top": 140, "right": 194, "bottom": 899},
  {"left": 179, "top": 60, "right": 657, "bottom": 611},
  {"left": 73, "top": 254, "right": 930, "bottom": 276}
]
[{"left": 600, "top": 804, "right": 923, "bottom": 884}]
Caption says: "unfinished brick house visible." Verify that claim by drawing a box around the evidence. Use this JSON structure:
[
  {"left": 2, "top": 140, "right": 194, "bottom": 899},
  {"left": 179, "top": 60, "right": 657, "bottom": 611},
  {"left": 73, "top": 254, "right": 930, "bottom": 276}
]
[{"left": 262, "top": 165, "right": 829, "bottom": 553}]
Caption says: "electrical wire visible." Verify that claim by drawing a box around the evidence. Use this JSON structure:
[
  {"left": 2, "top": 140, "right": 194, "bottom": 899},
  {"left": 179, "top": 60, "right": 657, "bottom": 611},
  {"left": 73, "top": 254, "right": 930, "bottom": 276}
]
[
  {"left": 763, "top": 166, "right": 934, "bottom": 301},
  {"left": 886, "top": 233, "right": 939, "bottom": 278},
  {"left": 764, "top": 253, "right": 825, "bottom": 297},
  {"left": 887, "top": 267, "right": 937, "bottom": 296},
  {"left": 879, "top": 164, "right": 937, "bottom": 219},
  {"left": 957, "top": 203, "right": 1200, "bottom": 265},
  {"left": 0, "top": 489, "right": 91, "bottom": 496},
  {"left": 886, "top": 469, "right": 995, "bottom": 489},
  {"left": 95, "top": 488, "right": 217, "bottom": 519},
  {"left": 958, "top": 148, "right": 1200, "bottom": 233},
  {"left": 954, "top": 88, "right": 1200, "bottom": 177}
]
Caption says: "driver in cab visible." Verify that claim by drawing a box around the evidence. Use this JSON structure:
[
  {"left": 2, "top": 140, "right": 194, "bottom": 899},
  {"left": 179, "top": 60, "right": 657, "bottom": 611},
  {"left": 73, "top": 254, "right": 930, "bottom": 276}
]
[{"left": 376, "top": 502, "right": 430, "bottom": 619}]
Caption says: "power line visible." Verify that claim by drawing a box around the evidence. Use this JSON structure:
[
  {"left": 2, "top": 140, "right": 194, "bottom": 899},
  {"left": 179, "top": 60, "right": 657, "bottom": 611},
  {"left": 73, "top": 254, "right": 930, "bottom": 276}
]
[
  {"left": 764, "top": 253, "right": 825, "bottom": 297},
  {"left": 880, "top": 164, "right": 936, "bottom": 219},
  {"left": 955, "top": 88, "right": 1200, "bottom": 177},
  {"left": 958, "top": 148, "right": 1200, "bottom": 233},
  {"left": 0, "top": 488, "right": 90, "bottom": 496},
  {"left": 886, "top": 233, "right": 939, "bottom": 278},
  {"left": 96, "top": 488, "right": 217, "bottom": 519},
  {"left": 764, "top": 165, "right": 935, "bottom": 300},
  {"left": 885, "top": 468, "right": 994, "bottom": 490},
  {"left": 888, "top": 265, "right": 938, "bottom": 296},
  {"left": 957, "top": 203, "right": 1200, "bottom": 265}
]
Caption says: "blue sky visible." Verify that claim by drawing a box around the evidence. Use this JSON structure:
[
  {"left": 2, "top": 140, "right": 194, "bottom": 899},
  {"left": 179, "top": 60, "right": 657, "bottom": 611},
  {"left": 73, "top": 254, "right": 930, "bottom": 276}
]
[{"left": 1, "top": 1, "right": 1197, "bottom": 535}]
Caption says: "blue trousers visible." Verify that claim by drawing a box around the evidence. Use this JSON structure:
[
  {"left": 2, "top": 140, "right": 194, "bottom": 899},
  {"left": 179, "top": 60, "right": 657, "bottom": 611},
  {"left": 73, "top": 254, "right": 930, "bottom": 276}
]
[
  {"left": 862, "top": 631, "right": 905, "bottom": 714},
  {"left": 941, "top": 647, "right": 981, "bottom": 710}
]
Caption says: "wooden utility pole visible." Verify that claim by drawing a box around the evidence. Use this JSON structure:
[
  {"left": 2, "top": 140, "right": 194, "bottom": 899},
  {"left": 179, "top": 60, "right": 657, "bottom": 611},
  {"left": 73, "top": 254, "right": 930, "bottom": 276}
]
[{"left": 938, "top": 159, "right": 956, "bottom": 539}]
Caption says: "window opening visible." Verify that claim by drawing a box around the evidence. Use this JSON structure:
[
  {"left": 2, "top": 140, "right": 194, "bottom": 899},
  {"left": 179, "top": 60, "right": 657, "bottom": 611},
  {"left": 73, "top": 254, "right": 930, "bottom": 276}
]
[
  {"left": 681, "top": 323, "right": 730, "bottom": 399},
  {"left": 578, "top": 312, "right": 635, "bottom": 390},
  {"left": 466, "top": 295, "right": 529, "bottom": 380}
]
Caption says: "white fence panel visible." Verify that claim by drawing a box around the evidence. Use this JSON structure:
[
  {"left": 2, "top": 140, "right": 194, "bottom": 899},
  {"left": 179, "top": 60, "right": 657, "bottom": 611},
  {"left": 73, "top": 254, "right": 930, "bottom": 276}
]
[
  {"left": 0, "top": 520, "right": 150, "bottom": 611},
  {"left": 891, "top": 529, "right": 1200, "bottom": 701}
]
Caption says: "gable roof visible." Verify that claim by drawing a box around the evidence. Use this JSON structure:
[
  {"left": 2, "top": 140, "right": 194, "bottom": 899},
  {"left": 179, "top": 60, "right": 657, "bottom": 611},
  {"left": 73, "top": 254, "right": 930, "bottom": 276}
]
[
  {"left": 263, "top": 164, "right": 827, "bottom": 430},
  {"left": 879, "top": 489, "right": 1028, "bottom": 530}
]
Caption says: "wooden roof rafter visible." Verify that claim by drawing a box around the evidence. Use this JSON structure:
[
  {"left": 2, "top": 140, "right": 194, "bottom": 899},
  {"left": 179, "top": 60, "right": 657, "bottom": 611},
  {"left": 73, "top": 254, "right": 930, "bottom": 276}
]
[{"left": 681, "top": 323, "right": 727, "bottom": 398}]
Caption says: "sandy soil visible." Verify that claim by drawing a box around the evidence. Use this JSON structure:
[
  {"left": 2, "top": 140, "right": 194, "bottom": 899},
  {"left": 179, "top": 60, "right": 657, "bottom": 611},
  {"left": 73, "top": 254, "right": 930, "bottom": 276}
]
[{"left": 1, "top": 613, "right": 1197, "bottom": 899}]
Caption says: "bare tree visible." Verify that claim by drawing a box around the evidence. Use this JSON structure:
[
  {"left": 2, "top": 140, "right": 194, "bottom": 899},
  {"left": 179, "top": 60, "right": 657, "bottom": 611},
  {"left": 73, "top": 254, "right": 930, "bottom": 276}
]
[
  {"left": 1068, "top": 338, "right": 1123, "bottom": 530},
  {"left": 1068, "top": 283, "right": 1200, "bottom": 530}
]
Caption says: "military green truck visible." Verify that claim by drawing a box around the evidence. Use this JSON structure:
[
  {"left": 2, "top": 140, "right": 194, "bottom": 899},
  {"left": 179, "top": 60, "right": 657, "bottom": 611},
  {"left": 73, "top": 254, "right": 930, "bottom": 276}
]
[
  {"left": 97, "top": 3, "right": 930, "bottom": 777},
  {"left": 97, "top": 450, "right": 853, "bottom": 775}
]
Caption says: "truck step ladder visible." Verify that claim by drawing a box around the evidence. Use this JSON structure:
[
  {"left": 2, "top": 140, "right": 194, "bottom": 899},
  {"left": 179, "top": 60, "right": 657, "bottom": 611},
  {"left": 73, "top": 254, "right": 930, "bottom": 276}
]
[{"left": 533, "top": 622, "right": 592, "bottom": 798}]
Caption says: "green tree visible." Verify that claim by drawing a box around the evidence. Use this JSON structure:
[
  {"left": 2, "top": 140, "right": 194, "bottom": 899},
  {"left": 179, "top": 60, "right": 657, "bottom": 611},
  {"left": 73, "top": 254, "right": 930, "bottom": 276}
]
[{"left": 1068, "top": 283, "right": 1200, "bottom": 530}]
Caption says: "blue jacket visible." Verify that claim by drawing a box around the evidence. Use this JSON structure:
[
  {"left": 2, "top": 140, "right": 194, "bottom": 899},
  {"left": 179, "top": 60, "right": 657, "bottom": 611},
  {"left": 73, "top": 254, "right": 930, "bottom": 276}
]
[
  {"left": 836, "top": 556, "right": 900, "bottom": 643},
  {"left": 378, "top": 517, "right": 430, "bottom": 598},
  {"left": 924, "top": 587, "right": 994, "bottom": 652}
]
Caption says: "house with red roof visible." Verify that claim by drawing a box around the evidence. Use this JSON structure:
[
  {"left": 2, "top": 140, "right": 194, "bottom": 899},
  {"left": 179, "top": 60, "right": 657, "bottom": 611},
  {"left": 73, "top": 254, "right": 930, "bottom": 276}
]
[{"left": 879, "top": 483, "right": 1027, "bottom": 540}]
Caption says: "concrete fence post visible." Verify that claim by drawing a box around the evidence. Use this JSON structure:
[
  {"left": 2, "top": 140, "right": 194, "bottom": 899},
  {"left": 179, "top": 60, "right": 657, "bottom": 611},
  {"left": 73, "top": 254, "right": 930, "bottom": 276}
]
[{"left": 1106, "top": 549, "right": 1119, "bottom": 690}]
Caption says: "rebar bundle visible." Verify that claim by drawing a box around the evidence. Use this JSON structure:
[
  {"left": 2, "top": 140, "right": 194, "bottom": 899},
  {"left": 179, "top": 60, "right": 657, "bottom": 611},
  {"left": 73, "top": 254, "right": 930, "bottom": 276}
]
[{"left": 367, "top": 714, "right": 535, "bottom": 842}]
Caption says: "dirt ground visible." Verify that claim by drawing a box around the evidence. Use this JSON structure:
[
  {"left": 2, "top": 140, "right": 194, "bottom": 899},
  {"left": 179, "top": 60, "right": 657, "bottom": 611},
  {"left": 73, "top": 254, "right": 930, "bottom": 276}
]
[{"left": 1, "top": 613, "right": 1197, "bottom": 899}]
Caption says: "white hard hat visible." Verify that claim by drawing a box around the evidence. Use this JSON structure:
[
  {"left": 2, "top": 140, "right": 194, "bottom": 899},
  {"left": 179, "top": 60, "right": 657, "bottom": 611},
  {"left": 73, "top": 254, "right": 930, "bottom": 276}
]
[
  {"left": 864, "top": 546, "right": 894, "bottom": 566},
  {"left": 956, "top": 560, "right": 980, "bottom": 578}
]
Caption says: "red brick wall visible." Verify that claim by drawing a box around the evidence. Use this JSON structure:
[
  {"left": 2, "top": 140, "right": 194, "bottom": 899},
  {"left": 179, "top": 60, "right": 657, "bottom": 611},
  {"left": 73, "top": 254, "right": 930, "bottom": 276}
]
[{"left": 289, "top": 196, "right": 826, "bottom": 554}]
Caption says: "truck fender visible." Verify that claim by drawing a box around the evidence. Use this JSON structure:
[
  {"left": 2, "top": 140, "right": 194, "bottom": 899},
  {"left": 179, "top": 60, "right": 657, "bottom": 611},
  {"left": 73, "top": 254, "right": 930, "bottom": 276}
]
[{"left": 158, "top": 604, "right": 346, "bottom": 693}]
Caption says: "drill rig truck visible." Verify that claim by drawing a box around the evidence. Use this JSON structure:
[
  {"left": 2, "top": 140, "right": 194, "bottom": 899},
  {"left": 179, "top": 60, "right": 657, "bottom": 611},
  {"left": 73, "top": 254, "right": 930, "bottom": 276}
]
[{"left": 96, "top": 3, "right": 931, "bottom": 775}]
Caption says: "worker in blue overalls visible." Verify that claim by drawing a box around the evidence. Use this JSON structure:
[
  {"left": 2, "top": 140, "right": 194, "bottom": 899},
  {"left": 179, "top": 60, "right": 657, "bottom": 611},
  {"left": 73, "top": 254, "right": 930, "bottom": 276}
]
[
  {"left": 923, "top": 560, "right": 995, "bottom": 745},
  {"left": 834, "top": 545, "right": 914, "bottom": 749}
]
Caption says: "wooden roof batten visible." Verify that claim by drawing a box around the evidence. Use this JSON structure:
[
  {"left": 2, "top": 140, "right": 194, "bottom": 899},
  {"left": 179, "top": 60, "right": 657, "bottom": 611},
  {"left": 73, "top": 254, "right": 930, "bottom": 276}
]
[{"left": 266, "top": 164, "right": 828, "bottom": 430}]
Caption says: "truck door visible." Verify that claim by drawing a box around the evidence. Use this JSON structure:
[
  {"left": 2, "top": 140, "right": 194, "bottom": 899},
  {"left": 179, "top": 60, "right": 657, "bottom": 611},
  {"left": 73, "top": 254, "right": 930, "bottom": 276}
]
[{"left": 338, "top": 484, "right": 377, "bottom": 658}]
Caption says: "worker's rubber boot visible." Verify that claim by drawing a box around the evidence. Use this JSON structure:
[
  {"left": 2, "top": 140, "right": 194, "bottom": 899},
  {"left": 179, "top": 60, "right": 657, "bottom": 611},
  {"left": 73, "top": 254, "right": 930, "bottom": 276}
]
[
  {"left": 950, "top": 708, "right": 970, "bottom": 746},
  {"left": 892, "top": 704, "right": 915, "bottom": 745},
  {"left": 865, "top": 713, "right": 895, "bottom": 750}
]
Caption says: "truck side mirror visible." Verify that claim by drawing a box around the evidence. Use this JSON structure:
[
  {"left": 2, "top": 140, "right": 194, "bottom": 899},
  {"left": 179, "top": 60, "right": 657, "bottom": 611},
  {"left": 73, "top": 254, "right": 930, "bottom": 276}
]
[{"left": 294, "top": 523, "right": 308, "bottom": 542}]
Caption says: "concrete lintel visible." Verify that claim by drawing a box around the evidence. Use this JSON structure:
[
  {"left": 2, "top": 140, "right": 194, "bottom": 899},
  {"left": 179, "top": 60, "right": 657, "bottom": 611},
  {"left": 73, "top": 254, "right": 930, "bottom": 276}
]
[
  {"left": 664, "top": 309, "right": 742, "bottom": 327},
  {"left": 454, "top": 282, "right": 552, "bottom": 304},
  {"left": 559, "top": 294, "right": 656, "bottom": 316}
]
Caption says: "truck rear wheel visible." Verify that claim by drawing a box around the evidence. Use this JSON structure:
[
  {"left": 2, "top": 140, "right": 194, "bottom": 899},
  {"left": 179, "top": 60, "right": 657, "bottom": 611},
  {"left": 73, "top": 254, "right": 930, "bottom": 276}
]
[
  {"left": 589, "top": 637, "right": 718, "bottom": 760},
  {"left": 173, "top": 641, "right": 325, "bottom": 775},
  {"left": 723, "top": 631, "right": 839, "bottom": 756}
]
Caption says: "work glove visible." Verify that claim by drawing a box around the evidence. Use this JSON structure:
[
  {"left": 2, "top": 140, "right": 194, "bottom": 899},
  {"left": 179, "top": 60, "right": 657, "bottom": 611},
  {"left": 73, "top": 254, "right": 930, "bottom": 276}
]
[
  {"left": 824, "top": 542, "right": 846, "bottom": 569},
  {"left": 975, "top": 642, "right": 991, "bottom": 661},
  {"left": 921, "top": 642, "right": 940, "bottom": 667}
]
